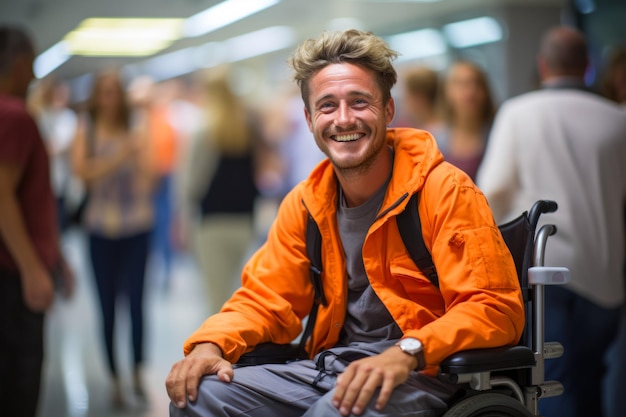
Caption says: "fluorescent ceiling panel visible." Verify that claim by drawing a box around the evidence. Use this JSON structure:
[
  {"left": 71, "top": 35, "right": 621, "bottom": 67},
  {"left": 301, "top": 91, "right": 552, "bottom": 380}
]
[
  {"left": 128, "top": 26, "right": 296, "bottom": 81},
  {"left": 222, "top": 26, "right": 296, "bottom": 62},
  {"left": 443, "top": 16, "right": 503, "bottom": 48},
  {"left": 63, "top": 18, "right": 184, "bottom": 56},
  {"left": 182, "top": 0, "right": 280, "bottom": 38},
  {"left": 386, "top": 28, "right": 446, "bottom": 61},
  {"left": 34, "top": 41, "right": 71, "bottom": 78}
]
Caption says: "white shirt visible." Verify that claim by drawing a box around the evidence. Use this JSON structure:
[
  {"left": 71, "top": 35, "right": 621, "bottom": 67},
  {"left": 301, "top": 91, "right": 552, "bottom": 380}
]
[{"left": 477, "top": 87, "right": 626, "bottom": 308}]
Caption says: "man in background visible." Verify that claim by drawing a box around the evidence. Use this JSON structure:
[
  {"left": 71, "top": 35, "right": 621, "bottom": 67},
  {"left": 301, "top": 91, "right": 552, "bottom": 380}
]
[
  {"left": 0, "top": 24, "right": 73, "bottom": 417},
  {"left": 477, "top": 26, "right": 626, "bottom": 417}
]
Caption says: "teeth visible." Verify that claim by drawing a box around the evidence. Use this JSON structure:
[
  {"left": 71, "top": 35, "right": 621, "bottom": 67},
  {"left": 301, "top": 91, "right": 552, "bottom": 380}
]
[{"left": 333, "top": 133, "right": 361, "bottom": 142}]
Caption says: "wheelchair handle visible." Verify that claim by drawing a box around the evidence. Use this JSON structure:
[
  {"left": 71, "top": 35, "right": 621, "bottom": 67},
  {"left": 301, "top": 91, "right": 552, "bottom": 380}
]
[{"left": 529, "top": 200, "right": 558, "bottom": 231}]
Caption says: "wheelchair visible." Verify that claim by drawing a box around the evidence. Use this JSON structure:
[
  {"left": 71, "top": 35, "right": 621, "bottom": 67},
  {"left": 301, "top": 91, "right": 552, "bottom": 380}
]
[{"left": 437, "top": 200, "right": 570, "bottom": 416}]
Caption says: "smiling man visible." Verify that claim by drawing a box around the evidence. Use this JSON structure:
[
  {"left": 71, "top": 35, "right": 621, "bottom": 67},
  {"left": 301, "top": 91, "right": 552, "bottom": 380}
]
[{"left": 166, "top": 29, "right": 524, "bottom": 417}]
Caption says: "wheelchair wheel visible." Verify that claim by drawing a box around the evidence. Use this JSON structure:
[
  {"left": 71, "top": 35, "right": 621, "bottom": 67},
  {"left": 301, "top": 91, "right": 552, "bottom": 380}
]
[{"left": 443, "top": 392, "right": 534, "bottom": 417}]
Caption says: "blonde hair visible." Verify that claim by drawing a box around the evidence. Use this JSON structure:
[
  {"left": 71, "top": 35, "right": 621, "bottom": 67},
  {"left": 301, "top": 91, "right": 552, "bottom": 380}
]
[
  {"left": 201, "top": 69, "right": 253, "bottom": 155},
  {"left": 289, "top": 29, "right": 398, "bottom": 110}
]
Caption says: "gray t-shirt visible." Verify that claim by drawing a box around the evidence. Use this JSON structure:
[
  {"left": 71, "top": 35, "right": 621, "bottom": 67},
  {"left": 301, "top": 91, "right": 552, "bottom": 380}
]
[{"left": 336, "top": 172, "right": 403, "bottom": 346}]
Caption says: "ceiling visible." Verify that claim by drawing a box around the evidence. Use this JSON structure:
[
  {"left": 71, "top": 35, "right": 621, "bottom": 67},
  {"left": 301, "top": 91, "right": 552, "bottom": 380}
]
[{"left": 1, "top": 0, "right": 566, "bottom": 82}]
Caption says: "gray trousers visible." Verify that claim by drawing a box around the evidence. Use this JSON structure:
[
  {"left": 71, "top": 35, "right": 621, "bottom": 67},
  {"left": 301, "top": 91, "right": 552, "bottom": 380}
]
[{"left": 170, "top": 342, "right": 458, "bottom": 417}]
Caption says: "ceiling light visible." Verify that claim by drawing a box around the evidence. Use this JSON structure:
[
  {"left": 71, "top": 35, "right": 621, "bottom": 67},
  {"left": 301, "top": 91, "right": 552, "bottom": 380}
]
[
  {"left": 126, "top": 26, "right": 296, "bottom": 81},
  {"left": 63, "top": 18, "right": 184, "bottom": 56},
  {"left": 222, "top": 26, "right": 296, "bottom": 62},
  {"left": 182, "top": 0, "right": 280, "bottom": 38},
  {"left": 386, "top": 29, "right": 447, "bottom": 61},
  {"left": 443, "top": 16, "right": 503, "bottom": 48},
  {"left": 34, "top": 41, "right": 71, "bottom": 78}
]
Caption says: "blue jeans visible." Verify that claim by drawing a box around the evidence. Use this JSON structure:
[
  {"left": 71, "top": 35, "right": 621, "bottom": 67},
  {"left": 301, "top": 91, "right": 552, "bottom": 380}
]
[
  {"left": 89, "top": 231, "right": 151, "bottom": 376},
  {"left": 539, "top": 285, "right": 620, "bottom": 417}
]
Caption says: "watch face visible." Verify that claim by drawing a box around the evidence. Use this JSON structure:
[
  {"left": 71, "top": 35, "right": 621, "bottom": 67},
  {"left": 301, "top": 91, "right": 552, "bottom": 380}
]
[{"left": 400, "top": 338, "right": 422, "bottom": 353}]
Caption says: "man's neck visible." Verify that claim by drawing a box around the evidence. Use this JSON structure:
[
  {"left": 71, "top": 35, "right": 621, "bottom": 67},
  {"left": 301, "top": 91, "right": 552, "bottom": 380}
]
[
  {"left": 541, "top": 76, "right": 587, "bottom": 90},
  {"left": 336, "top": 146, "right": 393, "bottom": 208}
]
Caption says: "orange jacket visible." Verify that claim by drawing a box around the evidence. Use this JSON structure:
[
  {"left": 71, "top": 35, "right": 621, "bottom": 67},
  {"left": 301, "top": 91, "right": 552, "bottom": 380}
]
[{"left": 184, "top": 128, "right": 525, "bottom": 374}]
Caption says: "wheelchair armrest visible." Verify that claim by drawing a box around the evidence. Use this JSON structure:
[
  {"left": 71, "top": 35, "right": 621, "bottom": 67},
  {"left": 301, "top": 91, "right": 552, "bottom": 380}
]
[{"left": 439, "top": 345, "right": 536, "bottom": 375}]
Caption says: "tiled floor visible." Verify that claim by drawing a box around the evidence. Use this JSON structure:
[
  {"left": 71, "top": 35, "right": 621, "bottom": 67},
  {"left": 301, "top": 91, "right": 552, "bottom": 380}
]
[{"left": 38, "top": 228, "right": 214, "bottom": 417}]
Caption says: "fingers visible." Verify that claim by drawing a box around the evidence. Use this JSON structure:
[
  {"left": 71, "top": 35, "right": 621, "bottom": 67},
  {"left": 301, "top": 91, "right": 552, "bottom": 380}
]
[
  {"left": 333, "top": 362, "right": 384, "bottom": 416},
  {"left": 374, "top": 372, "right": 396, "bottom": 411},
  {"left": 165, "top": 360, "right": 191, "bottom": 409},
  {"left": 165, "top": 354, "right": 234, "bottom": 409},
  {"left": 332, "top": 350, "right": 413, "bottom": 416}
]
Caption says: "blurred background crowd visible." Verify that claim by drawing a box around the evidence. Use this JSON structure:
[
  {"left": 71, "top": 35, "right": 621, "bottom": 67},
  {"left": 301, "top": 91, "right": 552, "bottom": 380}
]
[{"left": 1, "top": 0, "right": 625, "bottom": 416}]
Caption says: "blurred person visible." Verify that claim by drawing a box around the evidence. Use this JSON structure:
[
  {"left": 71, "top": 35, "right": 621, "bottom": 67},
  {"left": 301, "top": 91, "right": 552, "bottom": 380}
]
[
  {"left": 262, "top": 85, "right": 326, "bottom": 196},
  {"left": 159, "top": 77, "right": 204, "bottom": 253},
  {"left": 477, "top": 26, "right": 626, "bottom": 417},
  {"left": 438, "top": 60, "right": 496, "bottom": 181},
  {"left": 177, "top": 68, "right": 260, "bottom": 315},
  {"left": 600, "top": 44, "right": 626, "bottom": 417},
  {"left": 27, "top": 76, "right": 78, "bottom": 232},
  {"left": 166, "top": 29, "right": 524, "bottom": 417},
  {"left": 0, "top": 24, "right": 74, "bottom": 417},
  {"left": 129, "top": 76, "right": 180, "bottom": 291},
  {"left": 257, "top": 84, "right": 326, "bottom": 242},
  {"left": 71, "top": 69, "right": 155, "bottom": 408},
  {"left": 400, "top": 66, "right": 445, "bottom": 142}
]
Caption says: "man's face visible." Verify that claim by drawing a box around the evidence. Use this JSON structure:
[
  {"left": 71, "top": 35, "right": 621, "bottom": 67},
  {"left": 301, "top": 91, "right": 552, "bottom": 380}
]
[{"left": 304, "top": 63, "right": 394, "bottom": 175}]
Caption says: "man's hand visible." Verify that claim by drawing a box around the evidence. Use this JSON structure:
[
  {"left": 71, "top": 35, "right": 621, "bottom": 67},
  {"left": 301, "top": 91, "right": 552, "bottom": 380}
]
[
  {"left": 165, "top": 342, "right": 234, "bottom": 409},
  {"left": 332, "top": 346, "right": 418, "bottom": 416},
  {"left": 21, "top": 264, "right": 55, "bottom": 312}
]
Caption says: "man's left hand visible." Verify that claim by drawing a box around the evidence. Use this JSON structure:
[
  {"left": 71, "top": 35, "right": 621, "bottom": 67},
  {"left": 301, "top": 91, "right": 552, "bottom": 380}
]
[{"left": 332, "top": 345, "right": 418, "bottom": 416}]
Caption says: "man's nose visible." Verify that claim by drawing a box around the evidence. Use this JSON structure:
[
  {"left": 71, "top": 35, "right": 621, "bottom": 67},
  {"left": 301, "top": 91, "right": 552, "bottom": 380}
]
[{"left": 335, "top": 102, "right": 356, "bottom": 127}]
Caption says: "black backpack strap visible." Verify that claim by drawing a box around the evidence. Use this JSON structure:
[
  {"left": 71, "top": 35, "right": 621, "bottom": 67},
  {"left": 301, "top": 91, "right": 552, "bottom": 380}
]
[
  {"left": 298, "top": 214, "right": 326, "bottom": 354},
  {"left": 396, "top": 192, "right": 439, "bottom": 288}
]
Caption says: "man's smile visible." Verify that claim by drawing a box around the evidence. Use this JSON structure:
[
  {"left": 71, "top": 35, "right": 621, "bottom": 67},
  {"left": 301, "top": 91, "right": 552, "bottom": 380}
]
[{"left": 331, "top": 133, "right": 364, "bottom": 142}]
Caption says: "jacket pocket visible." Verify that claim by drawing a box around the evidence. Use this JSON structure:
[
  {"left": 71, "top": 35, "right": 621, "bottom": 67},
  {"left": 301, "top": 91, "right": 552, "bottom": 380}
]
[{"left": 458, "top": 227, "right": 519, "bottom": 290}]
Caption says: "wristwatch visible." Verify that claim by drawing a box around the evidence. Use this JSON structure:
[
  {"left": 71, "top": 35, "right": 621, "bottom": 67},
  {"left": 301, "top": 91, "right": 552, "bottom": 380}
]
[{"left": 396, "top": 337, "right": 425, "bottom": 370}]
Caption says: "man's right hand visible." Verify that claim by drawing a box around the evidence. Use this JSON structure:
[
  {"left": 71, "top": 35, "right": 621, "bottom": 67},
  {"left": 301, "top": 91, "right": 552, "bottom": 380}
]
[
  {"left": 21, "top": 265, "right": 54, "bottom": 312},
  {"left": 165, "top": 342, "right": 234, "bottom": 409}
]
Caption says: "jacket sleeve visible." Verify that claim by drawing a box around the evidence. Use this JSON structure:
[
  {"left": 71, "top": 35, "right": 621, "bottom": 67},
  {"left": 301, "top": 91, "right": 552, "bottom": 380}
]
[
  {"left": 408, "top": 162, "right": 525, "bottom": 371},
  {"left": 182, "top": 186, "right": 314, "bottom": 362}
]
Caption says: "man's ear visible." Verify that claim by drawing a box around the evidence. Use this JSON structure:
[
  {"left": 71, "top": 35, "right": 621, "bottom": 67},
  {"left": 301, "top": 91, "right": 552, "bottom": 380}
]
[
  {"left": 385, "top": 97, "right": 396, "bottom": 126},
  {"left": 304, "top": 106, "right": 313, "bottom": 132}
]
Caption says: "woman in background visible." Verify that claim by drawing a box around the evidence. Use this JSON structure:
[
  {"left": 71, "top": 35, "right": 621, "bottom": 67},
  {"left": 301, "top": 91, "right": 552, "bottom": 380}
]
[
  {"left": 177, "top": 68, "right": 260, "bottom": 315},
  {"left": 438, "top": 60, "right": 496, "bottom": 181},
  {"left": 71, "top": 70, "right": 155, "bottom": 408}
]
